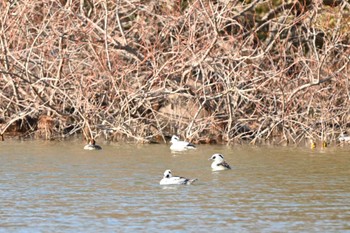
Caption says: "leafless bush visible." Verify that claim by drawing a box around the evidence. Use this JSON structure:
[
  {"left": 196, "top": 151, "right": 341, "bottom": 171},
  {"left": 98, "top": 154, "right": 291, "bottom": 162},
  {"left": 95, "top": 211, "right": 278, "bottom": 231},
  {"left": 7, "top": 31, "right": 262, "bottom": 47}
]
[{"left": 0, "top": 0, "right": 349, "bottom": 145}]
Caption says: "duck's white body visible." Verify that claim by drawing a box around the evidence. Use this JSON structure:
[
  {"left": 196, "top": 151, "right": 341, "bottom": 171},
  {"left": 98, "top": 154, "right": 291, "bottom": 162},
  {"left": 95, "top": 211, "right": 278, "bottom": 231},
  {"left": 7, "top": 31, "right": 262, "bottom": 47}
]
[
  {"left": 160, "top": 170, "right": 197, "bottom": 185},
  {"left": 339, "top": 133, "right": 350, "bottom": 143},
  {"left": 170, "top": 135, "right": 196, "bottom": 151},
  {"left": 84, "top": 139, "right": 102, "bottom": 150},
  {"left": 209, "top": 153, "right": 231, "bottom": 171}
]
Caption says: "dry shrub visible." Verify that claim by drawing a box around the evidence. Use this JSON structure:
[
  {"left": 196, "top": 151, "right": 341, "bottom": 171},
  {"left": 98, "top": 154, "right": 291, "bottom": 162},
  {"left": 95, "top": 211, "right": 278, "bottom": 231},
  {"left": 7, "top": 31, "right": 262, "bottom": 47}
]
[{"left": 0, "top": 0, "right": 349, "bottom": 145}]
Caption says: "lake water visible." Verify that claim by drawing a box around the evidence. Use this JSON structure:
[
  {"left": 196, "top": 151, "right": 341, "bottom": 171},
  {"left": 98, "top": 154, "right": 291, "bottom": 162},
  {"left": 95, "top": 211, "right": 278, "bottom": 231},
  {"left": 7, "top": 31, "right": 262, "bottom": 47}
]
[{"left": 1, "top": 139, "right": 350, "bottom": 232}]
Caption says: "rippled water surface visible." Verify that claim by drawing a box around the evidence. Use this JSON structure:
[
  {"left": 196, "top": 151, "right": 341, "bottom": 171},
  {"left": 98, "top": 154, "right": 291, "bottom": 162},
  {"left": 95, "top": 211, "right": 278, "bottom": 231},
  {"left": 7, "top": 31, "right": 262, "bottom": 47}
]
[{"left": 1, "top": 140, "right": 350, "bottom": 232}]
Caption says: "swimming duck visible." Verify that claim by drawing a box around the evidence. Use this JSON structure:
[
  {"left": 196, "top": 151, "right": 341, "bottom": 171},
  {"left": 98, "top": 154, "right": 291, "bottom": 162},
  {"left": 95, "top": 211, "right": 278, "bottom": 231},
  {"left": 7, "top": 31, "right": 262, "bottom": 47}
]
[
  {"left": 322, "top": 141, "right": 328, "bottom": 148},
  {"left": 339, "top": 132, "right": 350, "bottom": 143},
  {"left": 170, "top": 135, "right": 196, "bottom": 151},
  {"left": 159, "top": 169, "right": 197, "bottom": 185},
  {"left": 84, "top": 139, "right": 102, "bottom": 150},
  {"left": 310, "top": 139, "right": 316, "bottom": 149},
  {"left": 209, "top": 153, "right": 231, "bottom": 171}
]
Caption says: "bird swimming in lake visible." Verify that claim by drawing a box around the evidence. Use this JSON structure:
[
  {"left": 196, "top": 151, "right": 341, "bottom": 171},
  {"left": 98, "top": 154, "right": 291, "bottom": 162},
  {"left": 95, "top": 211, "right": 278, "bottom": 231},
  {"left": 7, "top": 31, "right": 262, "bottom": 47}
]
[
  {"left": 322, "top": 141, "right": 327, "bottom": 148},
  {"left": 84, "top": 139, "right": 102, "bottom": 150},
  {"left": 339, "top": 132, "right": 350, "bottom": 143},
  {"left": 310, "top": 139, "right": 316, "bottom": 149},
  {"left": 209, "top": 153, "right": 231, "bottom": 171},
  {"left": 170, "top": 135, "right": 196, "bottom": 151},
  {"left": 159, "top": 169, "right": 197, "bottom": 185}
]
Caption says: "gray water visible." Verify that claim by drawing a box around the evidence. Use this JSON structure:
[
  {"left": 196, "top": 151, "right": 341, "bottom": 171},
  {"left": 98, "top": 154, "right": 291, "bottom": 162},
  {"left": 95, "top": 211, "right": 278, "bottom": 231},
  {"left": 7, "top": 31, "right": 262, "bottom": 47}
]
[{"left": 1, "top": 140, "right": 350, "bottom": 232}]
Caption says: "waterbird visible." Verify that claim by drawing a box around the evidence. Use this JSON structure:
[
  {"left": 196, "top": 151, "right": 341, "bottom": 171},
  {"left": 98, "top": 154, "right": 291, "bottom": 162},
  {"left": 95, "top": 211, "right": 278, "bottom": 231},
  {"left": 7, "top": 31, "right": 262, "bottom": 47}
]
[
  {"left": 170, "top": 135, "right": 196, "bottom": 151},
  {"left": 84, "top": 139, "right": 102, "bottom": 150},
  {"left": 339, "top": 132, "right": 350, "bottom": 143},
  {"left": 310, "top": 139, "right": 316, "bottom": 149},
  {"left": 322, "top": 141, "right": 328, "bottom": 148},
  {"left": 209, "top": 153, "right": 231, "bottom": 171},
  {"left": 159, "top": 169, "right": 197, "bottom": 185}
]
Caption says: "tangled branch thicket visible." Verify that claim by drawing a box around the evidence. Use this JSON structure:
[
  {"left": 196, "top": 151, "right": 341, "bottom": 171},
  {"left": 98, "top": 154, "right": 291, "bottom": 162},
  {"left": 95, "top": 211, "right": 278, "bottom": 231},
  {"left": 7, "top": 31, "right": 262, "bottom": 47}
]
[{"left": 0, "top": 0, "right": 349, "bottom": 145}]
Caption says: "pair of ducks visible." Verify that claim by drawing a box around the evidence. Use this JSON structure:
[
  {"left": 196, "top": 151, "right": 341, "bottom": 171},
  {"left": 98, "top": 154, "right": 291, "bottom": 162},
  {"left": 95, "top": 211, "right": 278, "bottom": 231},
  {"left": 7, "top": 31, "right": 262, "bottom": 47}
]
[
  {"left": 159, "top": 153, "right": 231, "bottom": 185},
  {"left": 160, "top": 135, "right": 231, "bottom": 185},
  {"left": 84, "top": 135, "right": 196, "bottom": 151},
  {"left": 84, "top": 135, "right": 203, "bottom": 151}
]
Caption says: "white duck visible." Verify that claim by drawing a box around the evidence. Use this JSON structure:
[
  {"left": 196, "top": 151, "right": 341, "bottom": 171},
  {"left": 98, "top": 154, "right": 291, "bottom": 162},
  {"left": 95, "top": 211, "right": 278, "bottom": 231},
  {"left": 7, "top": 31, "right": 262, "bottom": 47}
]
[
  {"left": 159, "top": 170, "right": 197, "bottom": 185},
  {"left": 339, "top": 132, "right": 350, "bottom": 143},
  {"left": 209, "top": 153, "right": 231, "bottom": 171},
  {"left": 170, "top": 135, "right": 196, "bottom": 151}
]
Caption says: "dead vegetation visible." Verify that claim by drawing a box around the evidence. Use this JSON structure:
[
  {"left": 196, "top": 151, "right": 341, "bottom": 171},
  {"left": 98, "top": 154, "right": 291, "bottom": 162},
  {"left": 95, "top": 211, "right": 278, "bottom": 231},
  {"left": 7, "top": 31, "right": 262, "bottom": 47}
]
[{"left": 0, "top": 0, "right": 349, "bottom": 145}]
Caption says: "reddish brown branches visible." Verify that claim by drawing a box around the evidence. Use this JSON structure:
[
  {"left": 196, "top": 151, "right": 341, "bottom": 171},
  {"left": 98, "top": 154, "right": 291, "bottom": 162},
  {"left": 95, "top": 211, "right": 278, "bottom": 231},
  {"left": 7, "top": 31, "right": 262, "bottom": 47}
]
[{"left": 0, "top": 0, "right": 349, "bottom": 145}]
